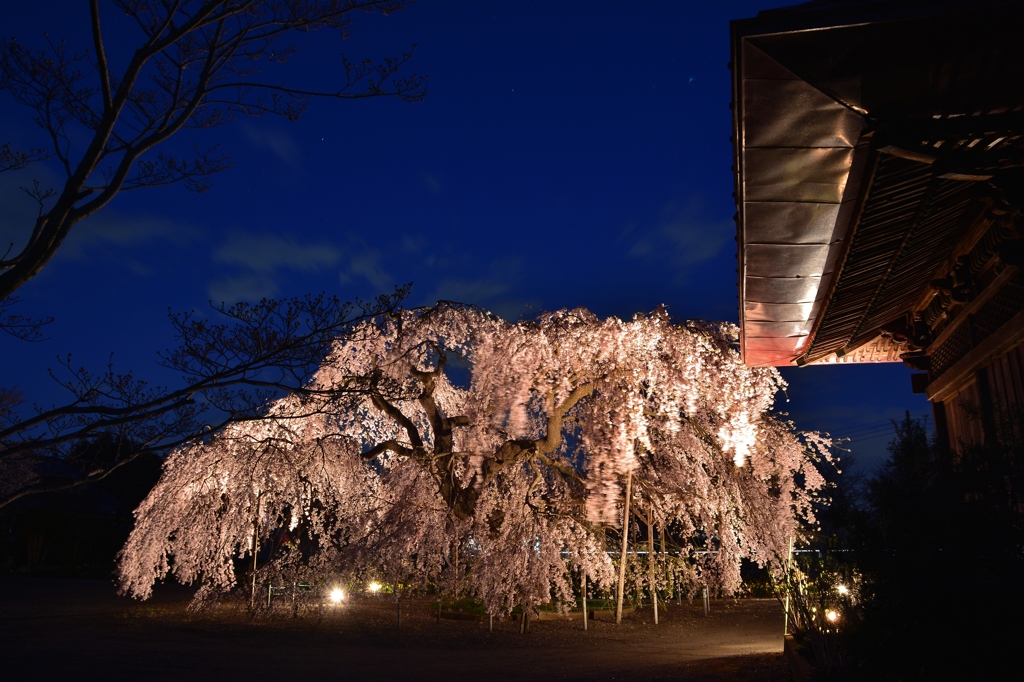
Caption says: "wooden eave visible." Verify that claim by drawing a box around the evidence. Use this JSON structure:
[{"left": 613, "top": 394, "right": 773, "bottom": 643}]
[{"left": 732, "top": 0, "right": 1024, "bottom": 368}]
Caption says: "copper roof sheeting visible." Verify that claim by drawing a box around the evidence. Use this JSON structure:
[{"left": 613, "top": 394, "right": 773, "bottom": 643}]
[
  {"left": 732, "top": 0, "right": 1024, "bottom": 367},
  {"left": 735, "top": 43, "right": 864, "bottom": 366}
]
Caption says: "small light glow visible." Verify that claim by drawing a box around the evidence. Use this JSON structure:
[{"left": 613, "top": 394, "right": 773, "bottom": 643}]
[
  {"left": 367, "top": 581, "right": 382, "bottom": 594},
  {"left": 826, "top": 610, "right": 839, "bottom": 623},
  {"left": 837, "top": 584, "right": 849, "bottom": 595},
  {"left": 329, "top": 588, "right": 345, "bottom": 603}
]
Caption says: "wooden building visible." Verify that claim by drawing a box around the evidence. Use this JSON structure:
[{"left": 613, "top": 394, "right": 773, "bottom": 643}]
[{"left": 730, "top": 0, "right": 1024, "bottom": 449}]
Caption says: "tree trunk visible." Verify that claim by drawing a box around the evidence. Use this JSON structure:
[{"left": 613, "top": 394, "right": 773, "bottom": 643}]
[
  {"left": 647, "top": 505, "right": 658, "bottom": 625},
  {"left": 615, "top": 470, "right": 632, "bottom": 625}
]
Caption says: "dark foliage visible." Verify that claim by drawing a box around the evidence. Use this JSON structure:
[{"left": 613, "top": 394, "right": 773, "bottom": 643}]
[
  {"left": 845, "top": 409, "right": 1024, "bottom": 679},
  {"left": 0, "top": 435, "right": 161, "bottom": 576}
]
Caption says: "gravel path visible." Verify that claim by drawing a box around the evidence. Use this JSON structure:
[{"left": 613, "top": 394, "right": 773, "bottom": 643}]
[{"left": 0, "top": 576, "right": 792, "bottom": 681}]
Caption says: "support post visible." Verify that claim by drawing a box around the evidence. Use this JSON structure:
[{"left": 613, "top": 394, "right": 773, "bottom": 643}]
[
  {"left": 249, "top": 497, "right": 261, "bottom": 609},
  {"left": 661, "top": 525, "right": 676, "bottom": 608},
  {"left": 784, "top": 535, "right": 793, "bottom": 636},
  {"left": 615, "top": 471, "right": 633, "bottom": 625},
  {"left": 647, "top": 506, "right": 658, "bottom": 625},
  {"left": 582, "top": 569, "right": 588, "bottom": 631}
]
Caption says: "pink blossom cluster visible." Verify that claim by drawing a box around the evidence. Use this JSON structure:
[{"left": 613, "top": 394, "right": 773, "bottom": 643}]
[{"left": 119, "top": 304, "right": 829, "bottom": 609}]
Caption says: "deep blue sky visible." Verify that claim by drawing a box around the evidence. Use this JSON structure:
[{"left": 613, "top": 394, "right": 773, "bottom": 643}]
[{"left": 1, "top": 1, "right": 930, "bottom": 472}]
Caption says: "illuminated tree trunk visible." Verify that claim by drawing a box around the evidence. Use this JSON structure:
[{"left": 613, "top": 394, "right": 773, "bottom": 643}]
[{"left": 616, "top": 471, "right": 632, "bottom": 625}]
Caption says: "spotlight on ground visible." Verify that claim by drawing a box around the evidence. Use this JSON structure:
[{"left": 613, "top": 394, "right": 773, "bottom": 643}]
[{"left": 329, "top": 588, "right": 345, "bottom": 604}]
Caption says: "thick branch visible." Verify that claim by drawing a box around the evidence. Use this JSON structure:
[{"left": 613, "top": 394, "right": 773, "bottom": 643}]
[
  {"left": 89, "top": 0, "right": 113, "bottom": 111},
  {"left": 534, "top": 382, "right": 597, "bottom": 455},
  {"left": 370, "top": 391, "right": 424, "bottom": 450},
  {"left": 362, "top": 440, "right": 413, "bottom": 461}
]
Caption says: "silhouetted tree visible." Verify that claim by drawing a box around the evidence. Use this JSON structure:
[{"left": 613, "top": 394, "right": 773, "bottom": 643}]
[
  {"left": 1, "top": 1, "right": 423, "bottom": 508},
  {"left": 0, "top": 288, "right": 408, "bottom": 510},
  {"left": 847, "top": 410, "right": 1024, "bottom": 679},
  {"left": 0, "top": 0, "right": 425, "bottom": 304}
]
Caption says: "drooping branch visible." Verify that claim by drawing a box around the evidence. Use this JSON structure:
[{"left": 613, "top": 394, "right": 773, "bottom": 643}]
[{"left": 116, "top": 303, "right": 828, "bottom": 611}]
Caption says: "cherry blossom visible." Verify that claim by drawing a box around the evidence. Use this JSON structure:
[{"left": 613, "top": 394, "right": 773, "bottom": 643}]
[{"left": 119, "top": 304, "right": 828, "bottom": 609}]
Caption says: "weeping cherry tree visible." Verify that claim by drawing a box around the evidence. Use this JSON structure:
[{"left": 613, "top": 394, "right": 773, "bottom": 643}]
[{"left": 118, "top": 303, "right": 829, "bottom": 614}]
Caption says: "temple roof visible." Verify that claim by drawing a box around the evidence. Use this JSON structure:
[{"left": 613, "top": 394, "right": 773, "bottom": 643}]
[{"left": 731, "top": 0, "right": 1024, "bottom": 366}]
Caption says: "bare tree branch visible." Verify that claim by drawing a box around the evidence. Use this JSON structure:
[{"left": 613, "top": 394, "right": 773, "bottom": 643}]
[
  {"left": 0, "top": 286, "right": 409, "bottom": 510},
  {"left": 0, "top": 0, "right": 425, "bottom": 304},
  {"left": 0, "top": 141, "right": 48, "bottom": 172}
]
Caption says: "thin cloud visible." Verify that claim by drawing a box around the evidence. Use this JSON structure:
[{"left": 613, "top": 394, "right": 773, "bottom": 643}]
[
  {"left": 430, "top": 276, "right": 533, "bottom": 321},
  {"left": 337, "top": 239, "right": 394, "bottom": 292},
  {"left": 630, "top": 198, "right": 731, "bottom": 266},
  {"left": 432, "top": 276, "right": 511, "bottom": 303},
  {"left": 62, "top": 211, "right": 199, "bottom": 261},
  {"left": 243, "top": 124, "right": 301, "bottom": 169},
  {"left": 2, "top": 168, "right": 198, "bottom": 279},
  {"left": 419, "top": 171, "right": 444, "bottom": 193},
  {"left": 428, "top": 259, "right": 527, "bottom": 318},
  {"left": 213, "top": 231, "right": 341, "bottom": 273},
  {"left": 0, "top": 169, "right": 47, "bottom": 255},
  {"left": 207, "top": 274, "right": 280, "bottom": 303},
  {"left": 208, "top": 231, "right": 341, "bottom": 302}
]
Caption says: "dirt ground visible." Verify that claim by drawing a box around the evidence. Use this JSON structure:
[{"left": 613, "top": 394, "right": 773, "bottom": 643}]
[{"left": 0, "top": 576, "right": 792, "bottom": 681}]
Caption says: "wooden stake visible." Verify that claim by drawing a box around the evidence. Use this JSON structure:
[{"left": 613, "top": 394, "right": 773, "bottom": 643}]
[
  {"left": 784, "top": 535, "right": 793, "bottom": 636},
  {"left": 661, "top": 525, "right": 674, "bottom": 608},
  {"left": 615, "top": 471, "right": 632, "bottom": 625},
  {"left": 647, "top": 505, "right": 658, "bottom": 625},
  {"left": 582, "top": 569, "right": 588, "bottom": 631},
  {"left": 249, "top": 497, "right": 261, "bottom": 609}
]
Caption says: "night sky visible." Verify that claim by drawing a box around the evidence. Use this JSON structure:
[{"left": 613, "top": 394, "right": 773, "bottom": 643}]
[{"left": 1, "top": 1, "right": 930, "bottom": 473}]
